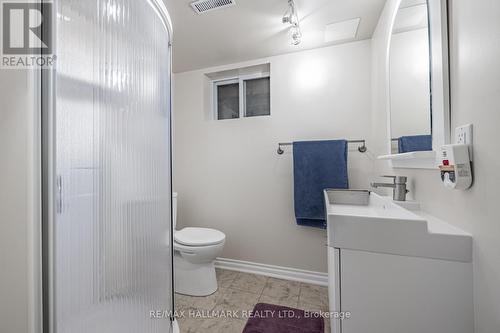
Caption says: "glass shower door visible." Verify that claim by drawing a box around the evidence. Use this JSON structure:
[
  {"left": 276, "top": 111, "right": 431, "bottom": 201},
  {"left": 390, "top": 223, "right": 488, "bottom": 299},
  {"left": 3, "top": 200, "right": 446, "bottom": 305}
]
[{"left": 45, "top": 0, "right": 173, "bottom": 332}]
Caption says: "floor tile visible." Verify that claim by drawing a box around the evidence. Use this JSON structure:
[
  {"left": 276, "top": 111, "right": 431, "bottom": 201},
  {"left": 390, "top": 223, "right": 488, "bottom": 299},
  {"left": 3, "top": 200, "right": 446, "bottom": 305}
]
[
  {"left": 259, "top": 294, "right": 299, "bottom": 308},
  {"left": 176, "top": 294, "right": 196, "bottom": 311},
  {"left": 262, "top": 277, "right": 300, "bottom": 298},
  {"left": 216, "top": 268, "right": 239, "bottom": 289},
  {"left": 229, "top": 272, "right": 268, "bottom": 294},
  {"left": 297, "top": 300, "right": 329, "bottom": 312},
  {"left": 325, "top": 318, "right": 331, "bottom": 333},
  {"left": 177, "top": 316, "right": 201, "bottom": 333},
  {"left": 175, "top": 290, "right": 224, "bottom": 311},
  {"left": 214, "top": 288, "right": 260, "bottom": 315},
  {"left": 176, "top": 270, "right": 331, "bottom": 333},
  {"left": 299, "top": 283, "right": 329, "bottom": 307},
  {"left": 192, "top": 293, "right": 222, "bottom": 311},
  {"left": 196, "top": 317, "right": 247, "bottom": 333},
  {"left": 297, "top": 300, "right": 330, "bottom": 333}
]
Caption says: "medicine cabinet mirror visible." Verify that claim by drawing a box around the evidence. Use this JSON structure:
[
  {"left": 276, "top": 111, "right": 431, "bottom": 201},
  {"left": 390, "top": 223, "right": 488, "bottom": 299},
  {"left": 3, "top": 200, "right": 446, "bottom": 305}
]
[{"left": 381, "top": 0, "right": 451, "bottom": 169}]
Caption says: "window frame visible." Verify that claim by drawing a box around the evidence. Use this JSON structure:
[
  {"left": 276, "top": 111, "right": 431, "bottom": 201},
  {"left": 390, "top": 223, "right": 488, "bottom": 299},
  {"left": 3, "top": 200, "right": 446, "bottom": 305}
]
[{"left": 212, "top": 72, "right": 270, "bottom": 120}]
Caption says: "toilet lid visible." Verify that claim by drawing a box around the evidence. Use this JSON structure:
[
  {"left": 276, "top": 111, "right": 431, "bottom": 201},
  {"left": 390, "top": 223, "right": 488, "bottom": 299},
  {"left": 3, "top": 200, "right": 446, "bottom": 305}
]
[{"left": 174, "top": 227, "right": 226, "bottom": 247}]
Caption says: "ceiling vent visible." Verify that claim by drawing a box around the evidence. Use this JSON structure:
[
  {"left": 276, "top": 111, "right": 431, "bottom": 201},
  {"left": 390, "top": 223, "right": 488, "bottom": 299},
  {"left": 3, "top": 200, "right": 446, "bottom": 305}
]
[{"left": 190, "top": 0, "right": 236, "bottom": 14}]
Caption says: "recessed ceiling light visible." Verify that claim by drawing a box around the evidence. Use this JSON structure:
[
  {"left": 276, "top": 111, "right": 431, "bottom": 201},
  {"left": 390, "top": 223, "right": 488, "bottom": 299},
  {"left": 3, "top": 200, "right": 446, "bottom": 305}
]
[{"left": 324, "top": 18, "right": 361, "bottom": 43}]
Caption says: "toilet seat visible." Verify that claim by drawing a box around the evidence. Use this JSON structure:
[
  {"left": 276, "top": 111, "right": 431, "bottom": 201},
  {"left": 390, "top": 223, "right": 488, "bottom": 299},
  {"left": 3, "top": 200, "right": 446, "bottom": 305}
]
[{"left": 174, "top": 227, "right": 225, "bottom": 247}]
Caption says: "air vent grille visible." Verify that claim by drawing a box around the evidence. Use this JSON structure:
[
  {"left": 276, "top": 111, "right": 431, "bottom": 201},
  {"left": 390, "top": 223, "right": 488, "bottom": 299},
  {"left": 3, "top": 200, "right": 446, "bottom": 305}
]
[{"left": 190, "top": 0, "right": 236, "bottom": 14}]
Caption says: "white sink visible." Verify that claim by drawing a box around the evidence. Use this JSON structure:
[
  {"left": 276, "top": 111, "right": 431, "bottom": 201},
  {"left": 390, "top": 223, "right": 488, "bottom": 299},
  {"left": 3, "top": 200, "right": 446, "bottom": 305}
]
[{"left": 324, "top": 190, "right": 472, "bottom": 262}]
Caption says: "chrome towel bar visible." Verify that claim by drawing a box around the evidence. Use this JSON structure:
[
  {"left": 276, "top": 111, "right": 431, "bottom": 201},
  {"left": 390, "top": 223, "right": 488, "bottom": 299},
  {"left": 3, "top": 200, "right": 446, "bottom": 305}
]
[{"left": 277, "top": 140, "right": 367, "bottom": 155}]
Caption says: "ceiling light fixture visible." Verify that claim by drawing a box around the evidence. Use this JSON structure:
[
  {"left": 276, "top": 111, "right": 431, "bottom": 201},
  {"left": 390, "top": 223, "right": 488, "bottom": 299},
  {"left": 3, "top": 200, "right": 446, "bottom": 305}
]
[{"left": 282, "top": 0, "right": 302, "bottom": 46}]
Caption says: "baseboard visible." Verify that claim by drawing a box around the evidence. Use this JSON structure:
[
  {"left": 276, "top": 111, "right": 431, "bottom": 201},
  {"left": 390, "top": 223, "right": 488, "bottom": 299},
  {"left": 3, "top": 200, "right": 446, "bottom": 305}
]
[{"left": 214, "top": 258, "right": 328, "bottom": 287}]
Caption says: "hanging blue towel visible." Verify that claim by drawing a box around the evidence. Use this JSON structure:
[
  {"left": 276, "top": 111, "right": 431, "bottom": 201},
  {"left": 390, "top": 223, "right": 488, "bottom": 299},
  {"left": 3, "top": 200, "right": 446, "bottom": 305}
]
[
  {"left": 398, "top": 135, "right": 432, "bottom": 153},
  {"left": 293, "top": 140, "right": 349, "bottom": 229}
]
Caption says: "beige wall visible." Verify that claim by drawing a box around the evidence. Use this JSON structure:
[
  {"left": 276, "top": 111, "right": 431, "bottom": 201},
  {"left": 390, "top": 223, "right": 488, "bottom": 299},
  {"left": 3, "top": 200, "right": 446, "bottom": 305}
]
[
  {"left": 0, "top": 70, "right": 40, "bottom": 333},
  {"left": 173, "top": 41, "right": 373, "bottom": 273},
  {"left": 371, "top": 1, "right": 500, "bottom": 332}
]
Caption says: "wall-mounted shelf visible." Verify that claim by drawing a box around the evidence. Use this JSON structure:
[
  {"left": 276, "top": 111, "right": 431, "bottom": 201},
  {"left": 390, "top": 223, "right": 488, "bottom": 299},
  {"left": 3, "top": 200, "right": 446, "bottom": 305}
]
[
  {"left": 378, "top": 150, "right": 435, "bottom": 160},
  {"left": 378, "top": 151, "right": 437, "bottom": 169}
]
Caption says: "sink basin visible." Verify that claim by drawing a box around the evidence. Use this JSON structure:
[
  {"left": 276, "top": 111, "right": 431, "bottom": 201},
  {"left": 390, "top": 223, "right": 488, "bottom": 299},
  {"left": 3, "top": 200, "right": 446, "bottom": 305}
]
[{"left": 324, "top": 190, "right": 472, "bottom": 262}]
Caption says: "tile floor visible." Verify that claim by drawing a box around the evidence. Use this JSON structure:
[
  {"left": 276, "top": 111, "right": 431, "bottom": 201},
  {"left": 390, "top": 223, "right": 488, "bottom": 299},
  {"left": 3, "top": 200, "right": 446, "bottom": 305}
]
[{"left": 175, "top": 269, "right": 330, "bottom": 333}]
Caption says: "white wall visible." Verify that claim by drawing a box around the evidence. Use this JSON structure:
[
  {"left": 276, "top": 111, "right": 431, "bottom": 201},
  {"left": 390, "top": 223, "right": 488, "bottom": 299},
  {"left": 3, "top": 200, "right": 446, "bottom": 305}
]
[
  {"left": 0, "top": 70, "right": 40, "bottom": 333},
  {"left": 173, "top": 41, "right": 373, "bottom": 273},
  {"left": 372, "top": 1, "right": 500, "bottom": 332}
]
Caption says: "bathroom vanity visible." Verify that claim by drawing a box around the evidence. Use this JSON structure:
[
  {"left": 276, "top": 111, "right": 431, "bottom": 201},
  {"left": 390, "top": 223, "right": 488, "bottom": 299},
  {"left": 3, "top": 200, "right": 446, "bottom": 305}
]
[{"left": 324, "top": 190, "right": 473, "bottom": 333}]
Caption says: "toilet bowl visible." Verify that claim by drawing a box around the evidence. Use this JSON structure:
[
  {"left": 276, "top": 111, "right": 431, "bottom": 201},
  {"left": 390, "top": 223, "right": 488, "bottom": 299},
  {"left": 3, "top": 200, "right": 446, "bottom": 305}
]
[{"left": 173, "top": 193, "right": 226, "bottom": 296}]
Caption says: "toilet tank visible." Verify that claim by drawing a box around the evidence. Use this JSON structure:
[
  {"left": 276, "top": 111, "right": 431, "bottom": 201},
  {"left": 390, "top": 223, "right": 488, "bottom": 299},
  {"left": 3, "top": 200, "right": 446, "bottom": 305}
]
[{"left": 172, "top": 192, "right": 177, "bottom": 230}]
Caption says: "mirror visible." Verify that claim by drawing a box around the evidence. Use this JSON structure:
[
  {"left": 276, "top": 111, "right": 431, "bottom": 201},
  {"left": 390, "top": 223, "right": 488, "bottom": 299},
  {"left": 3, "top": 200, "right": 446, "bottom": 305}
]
[{"left": 389, "top": 0, "right": 432, "bottom": 154}]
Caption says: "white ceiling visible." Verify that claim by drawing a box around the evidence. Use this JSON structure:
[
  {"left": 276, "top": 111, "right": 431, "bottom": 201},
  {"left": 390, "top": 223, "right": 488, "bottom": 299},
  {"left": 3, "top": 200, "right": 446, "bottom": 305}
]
[{"left": 165, "top": 0, "right": 387, "bottom": 73}]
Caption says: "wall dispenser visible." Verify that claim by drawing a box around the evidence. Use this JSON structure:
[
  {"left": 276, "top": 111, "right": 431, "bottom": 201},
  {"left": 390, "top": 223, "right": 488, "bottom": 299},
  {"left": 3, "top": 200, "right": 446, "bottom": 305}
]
[{"left": 439, "top": 144, "right": 472, "bottom": 190}]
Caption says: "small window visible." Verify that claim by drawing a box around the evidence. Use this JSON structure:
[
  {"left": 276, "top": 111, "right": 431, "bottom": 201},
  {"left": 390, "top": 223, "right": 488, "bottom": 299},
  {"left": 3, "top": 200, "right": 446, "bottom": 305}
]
[
  {"left": 216, "top": 80, "right": 240, "bottom": 120},
  {"left": 244, "top": 77, "right": 270, "bottom": 117},
  {"left": 214, "top": 74, "right": 270, "bottom": 120}
]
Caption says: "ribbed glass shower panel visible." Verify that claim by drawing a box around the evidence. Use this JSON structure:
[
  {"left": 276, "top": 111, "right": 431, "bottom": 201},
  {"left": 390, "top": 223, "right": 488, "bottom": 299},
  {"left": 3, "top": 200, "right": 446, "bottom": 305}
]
[{"left": 51, "top": 0, "right": 172, "bottom": 332}]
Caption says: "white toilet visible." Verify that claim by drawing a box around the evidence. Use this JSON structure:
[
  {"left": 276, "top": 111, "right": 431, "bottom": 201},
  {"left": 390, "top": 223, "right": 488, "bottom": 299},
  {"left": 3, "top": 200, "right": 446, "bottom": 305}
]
[{"left": 173, "top": 193, "right": 226, "bottom": 296}]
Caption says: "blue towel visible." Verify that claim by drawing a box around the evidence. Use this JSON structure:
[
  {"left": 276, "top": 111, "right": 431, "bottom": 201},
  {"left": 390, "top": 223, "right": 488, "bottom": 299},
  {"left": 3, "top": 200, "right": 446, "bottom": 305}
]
[
  {"left": 293, "top": 140, "right": 349, "bottom": 229},
  {"left": 398, "top": 135, "right": 432, "bottom": 153}
]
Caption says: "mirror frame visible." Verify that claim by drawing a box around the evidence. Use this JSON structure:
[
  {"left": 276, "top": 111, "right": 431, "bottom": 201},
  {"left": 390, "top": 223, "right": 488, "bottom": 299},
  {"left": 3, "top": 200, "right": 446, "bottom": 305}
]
[{"left": 380, "top": 0, "right": 451, "bottom": 169}]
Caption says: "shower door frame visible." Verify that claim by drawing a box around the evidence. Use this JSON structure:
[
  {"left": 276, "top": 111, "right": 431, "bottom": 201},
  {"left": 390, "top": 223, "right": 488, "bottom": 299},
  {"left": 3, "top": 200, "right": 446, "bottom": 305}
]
[{"left": 40, "top": 1, "right": 175, "bottom": 332}]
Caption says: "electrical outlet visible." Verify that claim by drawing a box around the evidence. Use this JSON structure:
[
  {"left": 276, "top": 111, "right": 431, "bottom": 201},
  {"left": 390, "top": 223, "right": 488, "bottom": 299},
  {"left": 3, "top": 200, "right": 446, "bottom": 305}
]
[
  {"left": 455, "top": 124, "right": 473, "bottom": 160},
  {"left": 455, "top": 124, "right": 473, "bottom": 145}
]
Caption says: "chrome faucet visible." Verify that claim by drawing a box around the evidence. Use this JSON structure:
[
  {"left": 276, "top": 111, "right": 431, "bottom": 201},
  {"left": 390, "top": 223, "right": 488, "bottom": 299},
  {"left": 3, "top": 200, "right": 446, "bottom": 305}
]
[{"left": 371, "top": 176, "right": 409, "bottom": 202}]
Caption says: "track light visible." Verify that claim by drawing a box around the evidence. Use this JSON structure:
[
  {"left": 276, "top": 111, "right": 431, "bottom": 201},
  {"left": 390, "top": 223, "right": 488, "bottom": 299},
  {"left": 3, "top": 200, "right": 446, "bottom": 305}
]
[
  {"left": 290, "top": 26, "right": 302, "bottom": 45},
  {"left": 282, "top": 0, "right": 302, "bottom": 46}
]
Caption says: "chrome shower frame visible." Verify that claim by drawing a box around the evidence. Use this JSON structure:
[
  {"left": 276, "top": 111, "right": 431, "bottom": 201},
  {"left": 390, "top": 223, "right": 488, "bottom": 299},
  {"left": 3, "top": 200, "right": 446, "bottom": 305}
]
[{"left": 40, "top": 1, "right": 175, "bottom": 332}]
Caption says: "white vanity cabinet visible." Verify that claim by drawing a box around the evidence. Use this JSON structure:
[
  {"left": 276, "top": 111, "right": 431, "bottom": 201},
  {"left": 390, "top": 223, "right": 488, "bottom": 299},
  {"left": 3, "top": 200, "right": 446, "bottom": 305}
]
[
  {"left": 328, "top": 247, "right": 473, "bottom": 333},
  {"left": 324, "top": 190, "right": 473, "bottom": 333}
]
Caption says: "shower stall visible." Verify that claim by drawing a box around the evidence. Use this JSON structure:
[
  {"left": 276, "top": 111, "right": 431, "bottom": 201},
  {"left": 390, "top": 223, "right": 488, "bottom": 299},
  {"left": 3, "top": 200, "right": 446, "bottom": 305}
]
[{"left": 41, "top": 0, "right": 174, "bottom": 332}]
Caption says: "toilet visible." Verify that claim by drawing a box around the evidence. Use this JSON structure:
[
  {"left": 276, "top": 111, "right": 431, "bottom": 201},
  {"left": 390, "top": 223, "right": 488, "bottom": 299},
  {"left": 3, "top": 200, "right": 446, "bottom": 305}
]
[{"left": 173, "top": 193, "right": 226, "bottom": 296}]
